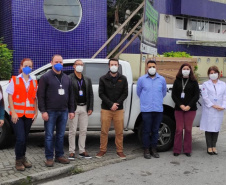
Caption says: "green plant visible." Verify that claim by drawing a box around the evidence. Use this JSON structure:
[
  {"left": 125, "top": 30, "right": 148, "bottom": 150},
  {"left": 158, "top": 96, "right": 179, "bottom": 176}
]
[
  {"left": 18, "top": 176, "right": 32, "bottom": 185},
  {"left": 194, "top": 65, "right": 200, "bottom": 82},
  {"left": 163, "top": 51, "right": 191, "bottom": 58},
  {"left": 71, "top": 167, "right": 83, "bottom": 175},
  {"left": 0, "top": 38, "right": 13, "bottom": 80}
]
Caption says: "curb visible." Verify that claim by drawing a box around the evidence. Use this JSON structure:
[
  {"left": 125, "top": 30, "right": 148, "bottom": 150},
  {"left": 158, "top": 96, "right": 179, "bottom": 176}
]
[{"left": 1, "top": 153, "right": 141, "bottom": 185}]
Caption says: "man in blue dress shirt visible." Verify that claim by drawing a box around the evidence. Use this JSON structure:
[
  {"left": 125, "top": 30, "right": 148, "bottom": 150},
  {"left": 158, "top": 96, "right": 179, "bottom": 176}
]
[{"left": 137, "top": 60, "right": 167, "bottom": 159}]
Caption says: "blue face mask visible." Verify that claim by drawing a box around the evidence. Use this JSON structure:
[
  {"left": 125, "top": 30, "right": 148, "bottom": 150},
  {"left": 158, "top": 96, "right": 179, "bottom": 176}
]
[
  {"left": 54, "top": 63, "right": 63, "bottom": 71},
  {"left": 22, "top": 66, "right": 32, "bottom": 75}
]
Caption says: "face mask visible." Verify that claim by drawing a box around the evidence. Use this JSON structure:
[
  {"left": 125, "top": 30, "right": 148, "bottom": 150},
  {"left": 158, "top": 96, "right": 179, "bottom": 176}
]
[
  {"left": 148, "top": 67, "right": 156, "bottom": 75},
  {"left": 0, "top": 92, "right": 2, "bottom": 101},
  {"left": 22, "top": 66, "right": 32, "bottom": 75},
  {"left": 76, "top": 65, "right": 83, "bottom": 73},
  {"left": 182, "top": 70, "right": 190, "bottom": 77},
  {"left": 54, "top": 63, "right": 63, "bottom": 72},
  {"left": 209, "top": 73, "right": 218, "bottom": 80},
  {"left": 110, "top": 66, "right": 118, "bottom": 73}
]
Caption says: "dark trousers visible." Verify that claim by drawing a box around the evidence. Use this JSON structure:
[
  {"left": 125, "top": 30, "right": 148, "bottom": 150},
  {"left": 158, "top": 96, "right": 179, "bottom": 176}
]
[
  {"left": 11, "top": 116, "right": 32, "bottom": 160},
  {"left": 173, "top": 111, "right": 196, "bottom": 154},
  {"left": 142, "top": 112, "right": 163, "bottom": 149},
  {"left": 205, "top": 131, "right": 219, "bottom": 148}
]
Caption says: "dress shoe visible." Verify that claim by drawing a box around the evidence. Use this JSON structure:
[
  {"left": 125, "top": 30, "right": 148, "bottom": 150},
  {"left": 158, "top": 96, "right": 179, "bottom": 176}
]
[
  {"left": 173, "top": 153, "right": 179, "bottom": 156},
  {"left": 207, "top": 148, "right": 213, "bottom": 155},
  {"left": 144, "top": 149, "right": 151, "bottom": 159},
  {"left": 45, "top": 159, "right": 54, "bottom": 167},
  {"left": 150, "top": 148, "right": 159, "bottom": 158},
  {"left": 15, "top": 159, "right": 25, "bottom": 171},
  {"left": 55, "top": 156, "right": 70, "bottom": 164},
  {"left": 212, "top": 148, "right": 218, "bottom": 155},
  {"left": 185, "top": 153, "right": 191, "bottom": 157},
  {"left": 22, "top": 156, "right": 32, "bottom": 168}
]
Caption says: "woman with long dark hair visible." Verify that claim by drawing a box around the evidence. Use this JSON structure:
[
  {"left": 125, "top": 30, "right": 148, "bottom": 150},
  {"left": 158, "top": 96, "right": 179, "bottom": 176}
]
[
  {"left": 6, "top": 58, "right": 38, "bottom": 171},
  {"left": 172, "top": 63, "right": 200, "bottom": 157},
  {"left": 0, "top": 85, "right": 4, "bottom": 127},
  {"left": 200, "top": 66, "right": 226, "bottom": 155}
]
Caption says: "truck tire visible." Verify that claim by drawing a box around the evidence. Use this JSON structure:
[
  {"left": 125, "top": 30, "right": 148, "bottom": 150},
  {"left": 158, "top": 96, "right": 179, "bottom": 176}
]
[
  {"left": 0, "top": 118, "right": 12, "bottom": 149},
  {"left": 138, "top": 115, "right": 176, "bottom": 152}
]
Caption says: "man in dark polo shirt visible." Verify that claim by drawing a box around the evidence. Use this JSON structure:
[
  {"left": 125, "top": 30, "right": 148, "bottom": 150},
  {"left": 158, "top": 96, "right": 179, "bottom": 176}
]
[
  {"left": 37, "top": 54, "right": 75, "bottom": 167},
  {"left": 68, "top": 59, "right": 93, "bottom": 160},
  {"left": 96, "top": 58, "right": 128, "bottom": 159}
]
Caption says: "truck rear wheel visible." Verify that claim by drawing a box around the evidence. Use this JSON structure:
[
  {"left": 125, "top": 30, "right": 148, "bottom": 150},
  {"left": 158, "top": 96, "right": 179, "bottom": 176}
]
[
  {"left": 138, "top": 115, "right": 176, "bottom": 152},
  {"left": 0, "top": 118, "right": 12, "bottom": 149}
]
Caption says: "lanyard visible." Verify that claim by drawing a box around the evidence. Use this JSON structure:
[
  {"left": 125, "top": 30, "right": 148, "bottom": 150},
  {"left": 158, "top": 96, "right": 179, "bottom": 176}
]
[
  {"left": 182, "top": 78, "right": 189, "bottom": 92},
  {"left": 55, "top": 76, "right": 62, "bottom": 88},
  {"left": 21, "top": 76, "right": 31, "bottom": 99},
  {"left": 213, "top": 84, "right": 217, "bottom": 96},
  {"left": 77, "top": 79, "right": 83, "bottom": 90}
]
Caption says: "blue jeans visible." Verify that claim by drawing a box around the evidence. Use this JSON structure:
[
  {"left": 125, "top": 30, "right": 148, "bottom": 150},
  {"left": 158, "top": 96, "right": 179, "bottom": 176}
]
[
  {"left": 44, "top": 110, "right": 68, "bottom": 159},
  {"left": 11, "top": 116, "right": 32, "bottom": 160},
  {"left": 142, "top": 112, "right": 163, "bottom": 149}
]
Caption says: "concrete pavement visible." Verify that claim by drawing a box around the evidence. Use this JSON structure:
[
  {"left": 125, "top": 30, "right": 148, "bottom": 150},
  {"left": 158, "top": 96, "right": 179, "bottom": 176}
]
[
  {"left": 1, "top": 121, "right": 225, "bottom": 185},
  {"left": 41, "top": 127, "right": 226, "bottom": 185},
  {"left": 0, "top": 130, "right": 142, "bottom": 185}
]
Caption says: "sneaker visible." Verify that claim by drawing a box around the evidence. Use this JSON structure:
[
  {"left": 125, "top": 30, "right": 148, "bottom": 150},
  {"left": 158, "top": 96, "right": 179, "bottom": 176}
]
[
  {"left": 96, "top": 151, "right": 106, "bottom": 158},
  {"left": 68, "top": 153, "right": 76, "bottom": 160},
  {"left": 45, "top": 159, "right": 54, "bottom": 167},
  {"left": 55, "top": 156, "right": 70, "bottom": 164},
  {"left": 79, "top": 152, "right": 92, "bottom": 159},
  {"left": 117, "top": 152, "right": 126, "bottom": 160}
]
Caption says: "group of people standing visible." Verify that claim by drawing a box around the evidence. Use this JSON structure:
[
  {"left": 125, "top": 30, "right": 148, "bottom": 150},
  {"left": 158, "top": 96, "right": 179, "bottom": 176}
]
[
  {"left": 137, "top": 60, "right": 226, "bottom": 159},
  {"left": 0, "top": 56, "right": 225, "bottom": 171},
  {"left": 0, "top": 56, "right": 128, "bottom": 171}
]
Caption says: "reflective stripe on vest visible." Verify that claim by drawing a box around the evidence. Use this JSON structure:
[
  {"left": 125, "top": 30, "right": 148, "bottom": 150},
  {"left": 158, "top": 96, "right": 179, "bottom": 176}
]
[
  {"left": 16, "top": 77, "right": 19, "bottom": 85},
  {"left": 13, "top": 102, "right": 25, "bottom": 106},
  {"left": 32, "top": 80, "right": 36, "bottom": 88},
  {"left": 8, "top": 108, "right": 24, "bottom": 114},
  {"left": 25, "top": 110, "right": 35, "bottom": 114}
]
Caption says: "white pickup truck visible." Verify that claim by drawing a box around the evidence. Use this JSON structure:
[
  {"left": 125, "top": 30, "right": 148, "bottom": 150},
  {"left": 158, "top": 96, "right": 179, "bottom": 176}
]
[{"left": 0, "top": 59, "right": 202, "bottom": 151}]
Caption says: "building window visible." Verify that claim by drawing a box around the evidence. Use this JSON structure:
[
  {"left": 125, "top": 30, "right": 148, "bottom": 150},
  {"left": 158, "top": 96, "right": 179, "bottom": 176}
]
[
  {"left": 43, "top": 0, "right": 82, "bottom": 32},
  {"left": 176, "top": 17, "right": 183, "bottom": 29},
  {"left": 191, "top": 20, "right": 197, "bottom": 31},
  {"left": 215, "top": 23, "right": 221, "bottom": 33},
  {"left": 222, "top": 24, "right": 226, "bottom": 34},
  {"left": 209, "top": 22, "right": 215, "bottom": 32}
]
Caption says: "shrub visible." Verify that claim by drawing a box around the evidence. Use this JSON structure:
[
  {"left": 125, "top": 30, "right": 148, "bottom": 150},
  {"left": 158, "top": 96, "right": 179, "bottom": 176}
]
[
  {"left": 163, "top": 51, "right": 191, "bottom": 58},
  {"left": 0, "top": 38, "right": 13, "bottom": 80}
]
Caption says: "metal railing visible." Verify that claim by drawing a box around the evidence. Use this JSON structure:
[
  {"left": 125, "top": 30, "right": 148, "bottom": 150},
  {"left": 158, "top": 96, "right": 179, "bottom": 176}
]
[{"left": 91, "top": 1, "right": 144, "bottom": 59}]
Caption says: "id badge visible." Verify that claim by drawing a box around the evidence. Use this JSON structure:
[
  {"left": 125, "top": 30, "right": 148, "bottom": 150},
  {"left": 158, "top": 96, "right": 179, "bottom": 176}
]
[
  {"left": 26, "top": 99, "right": 30, "bottom": 107},
  {"left": 58, "top": 89, "right": 65, "bottom": 95},
  {"left": 181, "top": 92, "right": 185, "bottom": 98},
  {"left": 79, "top": 90, "right": 83, "bottom": 96}
]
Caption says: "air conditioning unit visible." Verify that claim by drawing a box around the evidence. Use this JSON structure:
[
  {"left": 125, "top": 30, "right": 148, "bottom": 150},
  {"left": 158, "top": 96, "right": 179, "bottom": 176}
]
[{"left": 187, "top": 30, "right": 193, "bottom": 36}]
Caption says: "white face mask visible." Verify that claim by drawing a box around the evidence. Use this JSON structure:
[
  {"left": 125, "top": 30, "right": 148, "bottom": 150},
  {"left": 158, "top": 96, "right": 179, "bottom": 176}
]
[
  {"left": 110, "top": 66, "right": 118, "bottom": 73},
  {"left": 148, "top": 67, "right": 156, "bottom": 75},
  {"left": 182, "top": 70, "right": 190, "bottom": 77},
  {"left": 75, "top": 65, "right": 83, "bottom": 73},
  {"left": 209, "top": 73, "right": 218, "bottom": 80},
  {"left": 0, "top": 92, "right": 2, "bottom": 101}
]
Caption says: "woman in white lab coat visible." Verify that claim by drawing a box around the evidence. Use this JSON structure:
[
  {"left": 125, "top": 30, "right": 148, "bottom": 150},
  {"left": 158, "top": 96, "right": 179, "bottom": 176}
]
[{"left": 200, "top": 66, "right": 226, "bottom": 155}]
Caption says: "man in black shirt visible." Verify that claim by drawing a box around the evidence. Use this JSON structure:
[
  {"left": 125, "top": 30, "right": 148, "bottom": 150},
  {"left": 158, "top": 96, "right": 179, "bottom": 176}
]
[
  {"left": 68, "top": 59, "right": 94, "bottom": 160},
  {"left": 37, "top": 54, "right": 75, "bottom": 167},
  {"left": 96, "top": 58, "right": 128, "bottom": 159}
]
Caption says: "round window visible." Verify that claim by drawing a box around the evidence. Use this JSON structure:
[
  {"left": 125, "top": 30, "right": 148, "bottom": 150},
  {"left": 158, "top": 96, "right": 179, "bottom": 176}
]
[{"left": 44, "top": 0, "right": 82, "bottom": 32}]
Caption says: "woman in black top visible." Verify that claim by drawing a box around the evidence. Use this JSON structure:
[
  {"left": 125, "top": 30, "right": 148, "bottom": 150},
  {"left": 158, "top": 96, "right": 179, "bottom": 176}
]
[{"left": 172, "top": 63, "right": 199, "bottom": 157}]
